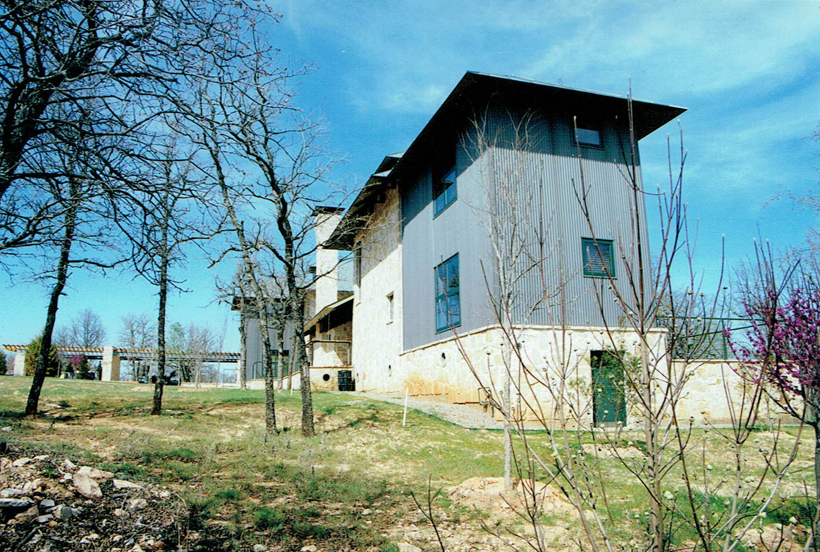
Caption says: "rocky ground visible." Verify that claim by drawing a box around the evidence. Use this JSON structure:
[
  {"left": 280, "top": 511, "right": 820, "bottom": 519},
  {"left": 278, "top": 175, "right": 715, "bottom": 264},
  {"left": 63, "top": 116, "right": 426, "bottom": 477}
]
[{"left": 0, "top": 444, "right": 206, "bottom": 552}]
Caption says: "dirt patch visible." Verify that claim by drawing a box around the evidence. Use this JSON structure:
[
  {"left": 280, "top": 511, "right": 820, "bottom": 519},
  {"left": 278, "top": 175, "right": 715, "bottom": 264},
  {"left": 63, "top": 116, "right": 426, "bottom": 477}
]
[{"left": 448, "top": 476, "right": 575, "bottom": 519}]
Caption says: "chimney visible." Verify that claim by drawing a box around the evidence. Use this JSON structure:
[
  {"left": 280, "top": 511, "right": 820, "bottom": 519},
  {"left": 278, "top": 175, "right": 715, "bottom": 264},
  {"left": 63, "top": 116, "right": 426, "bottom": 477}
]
[{"left": 312, "top": 206, "right": 345, "bottom": 316}]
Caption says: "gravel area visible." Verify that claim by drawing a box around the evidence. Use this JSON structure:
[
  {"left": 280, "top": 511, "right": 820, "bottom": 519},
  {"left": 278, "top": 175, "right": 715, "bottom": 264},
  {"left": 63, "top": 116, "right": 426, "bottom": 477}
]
[{"left": 349, "top": 391, "right": 504, "bottom": 430}]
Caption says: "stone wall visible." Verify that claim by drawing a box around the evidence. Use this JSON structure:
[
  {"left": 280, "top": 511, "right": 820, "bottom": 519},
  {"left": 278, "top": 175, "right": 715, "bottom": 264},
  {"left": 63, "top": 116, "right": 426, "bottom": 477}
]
[
  {"left": 351, "top": 187, "right": 404, "bottom": 392},
  {"left": 397, "top": 324, "right": 670, "bottom": 427}
]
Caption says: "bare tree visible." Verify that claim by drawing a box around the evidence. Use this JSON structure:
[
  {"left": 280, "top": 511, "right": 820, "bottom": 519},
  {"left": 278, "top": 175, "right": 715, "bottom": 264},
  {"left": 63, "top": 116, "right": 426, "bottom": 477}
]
[
  {"left": 58, "top": 309, "right": 106, "bottom": 348},
  {"left": 23, "top": 108, "right": 119, "bottom": 416},
  {"left": 448, "top": 102, "right": 793, "bottom": 552},
  {"left": 174, "top": 27, "right": 341, "bottom": 437},
  {"left": 0, "top": 0, "right": 271, "bottom": 254},
  {"left": 119, "top": 313, "right": 157, "bottom": 380},
  {"left": 120, "top": 139, "right": 211, "bottom": 415}
]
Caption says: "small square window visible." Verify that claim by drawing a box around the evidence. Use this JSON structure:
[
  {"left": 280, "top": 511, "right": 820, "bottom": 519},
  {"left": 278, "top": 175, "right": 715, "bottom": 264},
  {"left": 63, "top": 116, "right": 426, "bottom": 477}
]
[
  {"left": 582, "top": 238, "right": 615, "bottom": 278},
  {"left": 576, "top": 127, "right": 602, "bottom": 147},
  {"left": 433, "top": 163, "right": 457, "bottom": 216},
  {"left": 435, "top": 254, "right": 460, "bottom": 331}
]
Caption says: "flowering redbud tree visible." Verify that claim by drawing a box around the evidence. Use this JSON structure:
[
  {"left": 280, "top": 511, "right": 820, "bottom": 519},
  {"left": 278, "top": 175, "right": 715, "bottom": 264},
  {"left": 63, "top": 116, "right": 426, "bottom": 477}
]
[{"left": 730, "top": 285, "right": 820, "bottom": 544}]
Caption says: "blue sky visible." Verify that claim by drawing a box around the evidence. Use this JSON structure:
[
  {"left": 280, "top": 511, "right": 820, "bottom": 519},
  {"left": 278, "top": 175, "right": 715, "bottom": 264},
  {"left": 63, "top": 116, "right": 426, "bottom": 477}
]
[{"left": 2, "top": 0, "right": 818, "bottom": 353}]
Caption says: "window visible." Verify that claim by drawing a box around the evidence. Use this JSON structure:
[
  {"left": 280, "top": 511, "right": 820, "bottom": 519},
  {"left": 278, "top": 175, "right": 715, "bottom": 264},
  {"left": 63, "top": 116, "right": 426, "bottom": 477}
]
[
  {"left": 582, "top": 237, "right": 615, "bottom": 278},
  {"left": 433, "top": 163, "right": 457, "bottom": 215},
  {"left": 576, "top": 127, "right": 602, "bottom": 147},
  {"left": 354, "top": 247, "right": 362, "bottom": 287},
  {"left": 387, "top": 292, "right": 394, "bottom": 323},
  {"left": 435, "top": 254, "right": 461, "bottom": 332}
]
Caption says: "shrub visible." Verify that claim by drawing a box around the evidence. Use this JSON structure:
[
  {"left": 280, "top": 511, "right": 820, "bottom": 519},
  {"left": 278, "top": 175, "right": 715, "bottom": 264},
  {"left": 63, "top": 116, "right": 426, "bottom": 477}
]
[{"left": 24, "top": 335, "right": 60, "bottom": 377}]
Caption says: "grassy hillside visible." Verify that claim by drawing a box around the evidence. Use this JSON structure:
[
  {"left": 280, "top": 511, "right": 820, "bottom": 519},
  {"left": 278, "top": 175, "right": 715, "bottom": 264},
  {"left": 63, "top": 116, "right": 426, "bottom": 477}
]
[{"left": 0, "top": 378, "right": 814, "bottom": 551}]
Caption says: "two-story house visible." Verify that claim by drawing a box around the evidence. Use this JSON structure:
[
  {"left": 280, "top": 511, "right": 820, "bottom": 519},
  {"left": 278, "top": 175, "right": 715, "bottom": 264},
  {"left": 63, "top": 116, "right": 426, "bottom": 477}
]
[
  {"left": 239, "top": 71, "right": 686, "bottom": 425},
  {"left": 319, "top": 71, "right": 685, "bottom": 423}
]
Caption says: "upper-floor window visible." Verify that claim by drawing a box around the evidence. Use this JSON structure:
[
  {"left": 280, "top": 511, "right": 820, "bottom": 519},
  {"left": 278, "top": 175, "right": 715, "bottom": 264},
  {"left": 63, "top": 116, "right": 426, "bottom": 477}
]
[
  {"left": 433, "top": 162, "right": 457, "bottom": 216},
  {"left": 582, "top": 237, "right": 615, "bottom": 278},
  {"left": 576, "top": 127, "right": 602, "bottom": 147},
  {"left": 354, "top": 247, "right": 362, "bottom": 287},
  {"left": 435, "top": 254, "right": 461, "bottom": 332}
]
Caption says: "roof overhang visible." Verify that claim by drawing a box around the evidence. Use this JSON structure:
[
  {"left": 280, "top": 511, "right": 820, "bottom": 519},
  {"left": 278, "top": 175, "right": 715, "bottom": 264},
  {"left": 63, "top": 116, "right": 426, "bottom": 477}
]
[
  {"left": 304, "top": 295, "right": 354, "bottom": 332},
  {"left": 328, "top": 71, "right": 686, "bottom": 250}
]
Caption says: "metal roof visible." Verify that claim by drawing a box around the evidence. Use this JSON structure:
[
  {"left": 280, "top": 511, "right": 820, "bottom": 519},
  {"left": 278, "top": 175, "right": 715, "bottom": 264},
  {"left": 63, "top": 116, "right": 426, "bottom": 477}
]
[{"left": 327, "top": 71, "right": 686, "bottom": 250}]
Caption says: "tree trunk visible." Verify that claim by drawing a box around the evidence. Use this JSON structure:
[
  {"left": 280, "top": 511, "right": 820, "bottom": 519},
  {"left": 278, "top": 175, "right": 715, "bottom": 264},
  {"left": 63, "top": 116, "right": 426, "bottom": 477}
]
[
  {"left": 813, "top": 423, "right": 820, "bottom": 552},
  {"left": 238, "top": 305, "right": 247, "bottom": 389},
  {"left": 256, "top": 295, "right": 278, "bottom": 436},
  {"left": 502, "top": 333, "right": 513, "bottom": 491},
  {"left": 276, "top": 326, "right": 285, "bottom": 392},
  {"left": 294, "top": 297, "right": 315, "bottom": 437},
  {"left": 640, "top": 338, "right": 664, "bottom": 552},
  {"left": 810, "top": 392, "right": 819, "bottom": 552},
  {"left": 261, "top": 320, "right": 278, "bottom": 435},
  {"left": 151, "top": 205, "right": 170, "bottom": 416},
  {"left": 25, "top": 180, "right": 79, "bottom": 416}
]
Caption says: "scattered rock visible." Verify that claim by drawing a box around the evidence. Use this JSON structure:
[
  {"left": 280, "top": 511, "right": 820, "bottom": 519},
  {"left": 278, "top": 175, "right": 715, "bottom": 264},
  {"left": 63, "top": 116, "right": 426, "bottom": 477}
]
[
  {"left": 0, "top": 427, "right": 11, "bottom": 432},
  {"left": 23, "top": 478, "right": 43, "bottom": 493},
  {"left": 77, "top": 466, "right": 115, "bottom": 480},
  {"left": 128, "top": 498, "right": 148, "bottom": 511},
  {"left": 80, "top": 533, "right": 101, "bottom": 545},
  {"left": 0, "top": 497, "right": 33, "bottom": 509},
  {"left": 300, "top": 546, "right": 317, "bottom": 552},
  {"left": 53, "top": 504, "right": 74, "bottom": 520},
  {"left": 2, "top": 449, "right": 191, "bottom": 550},
  {"left": 113, "top": 479, "right": 143, "bottom": 490},
  {"left": 362, "top": 508, "right": 372, "bottom": 515},
  {"left": 253, "top": 545, "right": 267, "bottom": 552},
  {"left": 14, "top": 505, "right": 39, "bottom": 522},
  {"left": 73, "top": 472, "right": 103, "bottom": 500},
  {"left": 397, "top": 544, "right": 422, "bottom": 552}
]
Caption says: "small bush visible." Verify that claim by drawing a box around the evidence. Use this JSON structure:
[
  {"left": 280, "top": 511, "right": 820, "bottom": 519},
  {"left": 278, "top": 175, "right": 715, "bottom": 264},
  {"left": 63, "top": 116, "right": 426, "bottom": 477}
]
[
  {"left": 215, "top": 488, "right": 242, "bottom": 501},
  {"left": 254, "top": 507, "right": 287, "bottom": 532}
]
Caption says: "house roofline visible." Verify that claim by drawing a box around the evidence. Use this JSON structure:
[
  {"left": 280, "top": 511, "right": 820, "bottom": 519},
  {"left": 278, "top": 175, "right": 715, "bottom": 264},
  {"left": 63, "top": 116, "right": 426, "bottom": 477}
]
[{"left": 328, "top": 71, "right": 687, "bottom": 250}]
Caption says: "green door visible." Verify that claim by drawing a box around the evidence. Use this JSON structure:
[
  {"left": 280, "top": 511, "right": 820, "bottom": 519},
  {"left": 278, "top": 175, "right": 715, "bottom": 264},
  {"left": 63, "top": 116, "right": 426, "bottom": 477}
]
[{"left": 591, "top": 351, "right": 627, "bottom": 426}]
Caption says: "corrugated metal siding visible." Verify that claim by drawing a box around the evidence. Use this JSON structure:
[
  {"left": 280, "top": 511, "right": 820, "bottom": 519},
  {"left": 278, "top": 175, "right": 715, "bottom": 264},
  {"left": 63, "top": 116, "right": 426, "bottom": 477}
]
[
  {"left": 482, "top": 106, "right": 650, "bottom": 328},
  {"left": 485, "top": 106, "right": 650, "bottom": 328},
  {"left": 400, "top": 104, "right": 652, "bottom": 351},
  {"left": 401, "top": 137, "right": 496, "bottom": 352},
  {"left": 243, "top": 318, "right": 295, "bottom": 379}
]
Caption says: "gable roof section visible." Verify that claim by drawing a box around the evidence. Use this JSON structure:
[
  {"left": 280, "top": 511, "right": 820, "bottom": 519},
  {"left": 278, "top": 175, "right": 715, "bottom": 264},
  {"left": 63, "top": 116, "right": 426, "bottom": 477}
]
[{"left": 327, "top": 71, "right": 686, "bottom": 250}]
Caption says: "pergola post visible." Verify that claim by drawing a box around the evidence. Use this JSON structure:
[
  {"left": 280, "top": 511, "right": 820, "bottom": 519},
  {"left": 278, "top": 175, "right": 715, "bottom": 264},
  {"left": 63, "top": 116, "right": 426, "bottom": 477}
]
[
  {"left": 13, "top": 350, "right": 25, "bottom": 376},
  {"left": 101, "top": 346, "right": 121, "bottom": 382}
]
